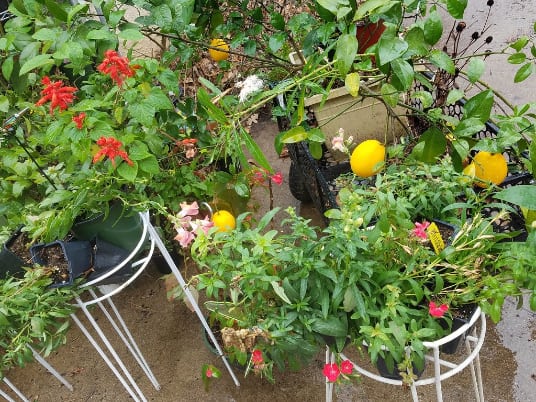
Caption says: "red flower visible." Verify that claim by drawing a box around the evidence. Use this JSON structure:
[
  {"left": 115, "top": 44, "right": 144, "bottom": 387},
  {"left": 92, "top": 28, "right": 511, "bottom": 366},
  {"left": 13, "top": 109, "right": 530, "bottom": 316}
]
[
  {"left": 251, "top": 349, "right": 263, "bottom": 365},
  {"left": 413, "top": 221, "right": 430, "bottom": 239},
  {"left": 429, "top": 301, "right": 449, "bottom": 318},
  {"left": 72, "top": 112, "right": 86, "bottom": 129},
  {"left": 270, "top": 172, "right": 283, "bottom": 185},
  {"left": 97, "top": 50, "right": 135, "bottom": 86},
  {"left": 322, "top": 363, "right": 340, "bottom": 383},
  {"left": 93, "top": 136, "right": 134, "bottom": 167},
  {"left": 35, "top": 76, "right": 77, "bottom": 115},
  {"left": 205, "top": 367, "right": 213, "bottom": 378},
  {"left": 340, "top": 360, "right": 353, "bottom": 375}
]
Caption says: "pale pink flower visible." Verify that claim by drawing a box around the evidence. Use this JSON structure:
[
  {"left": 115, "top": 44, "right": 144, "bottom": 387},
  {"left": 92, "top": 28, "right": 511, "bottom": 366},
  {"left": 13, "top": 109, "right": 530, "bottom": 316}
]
[
  {"left": 178, "top": 201, "right": 199, "bottom": 218},
  {"left": 191, "top": 217, "right": 214, "bottom": 234},
  {"left": 174, "top": 227, "right": 195, "bottom": 248}
]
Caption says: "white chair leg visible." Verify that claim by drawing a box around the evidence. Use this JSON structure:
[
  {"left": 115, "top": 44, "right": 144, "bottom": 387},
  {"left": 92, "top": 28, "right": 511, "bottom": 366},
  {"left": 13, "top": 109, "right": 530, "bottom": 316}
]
[
  {"left": 29, "top": 346, "right": 73, "bottom": 391},
  {"left": 145, "top": 218, "right": 241, "bottom": 387},
  {"left": 1, "top": 378, "right": 28, "bottom": 402},
  {"left": 70, "top": 310, "right": 145, "bottom": 402},
  {"left": 89, "top": 289, "right": 160, "bottom": 390}
]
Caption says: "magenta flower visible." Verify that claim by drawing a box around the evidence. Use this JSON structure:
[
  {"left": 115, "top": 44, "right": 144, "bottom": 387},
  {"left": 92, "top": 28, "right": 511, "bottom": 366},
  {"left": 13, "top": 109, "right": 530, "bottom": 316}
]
[
  {"left": 340, "top": 360, "right": 353, "bottom": 375},
  {"left": 251, "top": 349, "right": 263, "bottom": 364},
  {"left": 322, "top": 363, "right": 340, "bottom": 383},
  {"left": 429, "top": 301, "right": 449, "bottom": 318},
  {"left": 271, "top": 172, "right": 283, "bottom": 185},
  {"left": 413, "top": 221, "right": 430, "bottom": 239}
]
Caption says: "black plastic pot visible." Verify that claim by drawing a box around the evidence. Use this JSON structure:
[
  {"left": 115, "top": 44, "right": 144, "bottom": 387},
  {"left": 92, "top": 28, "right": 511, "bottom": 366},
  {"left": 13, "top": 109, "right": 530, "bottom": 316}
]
[
  {"left": 30, "top": 240, "right": 93, "bottom": 288},
  {"left": 89, "top": 238, "right": 133, "bottom": 285},
  {"left": 440, "top": 304, "right": 478, "bottom": 354},
  {"left": 375, "top": 354, "right": 425, "bottom": 381},
  {"left": 0, "top": 227, "right": 27, "bottom": 279}
]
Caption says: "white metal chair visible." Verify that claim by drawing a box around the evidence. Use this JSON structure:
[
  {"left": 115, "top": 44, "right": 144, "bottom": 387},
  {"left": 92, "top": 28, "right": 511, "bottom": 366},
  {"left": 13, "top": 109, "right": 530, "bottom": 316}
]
[
  {"left": 70, "top": 211, "right": 239, "bottom": 402},
  {"left": 326, "top": 307, "right": 486, "bottom": 402}
]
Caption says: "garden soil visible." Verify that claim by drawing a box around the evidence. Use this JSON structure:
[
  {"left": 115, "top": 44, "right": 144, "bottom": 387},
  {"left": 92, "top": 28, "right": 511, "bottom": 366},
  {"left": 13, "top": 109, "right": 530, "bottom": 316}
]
[{"left": 6, "top": 1, "right": 536, "bottom": 401}]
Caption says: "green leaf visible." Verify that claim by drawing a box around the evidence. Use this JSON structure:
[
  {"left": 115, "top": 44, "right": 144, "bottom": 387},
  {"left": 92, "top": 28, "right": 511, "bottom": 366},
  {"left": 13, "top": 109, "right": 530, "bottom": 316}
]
[
  {"left": 138, "top": 155, "right": 160, "bottom": 174},
  {"left": 268, "top": 32, "right": 286, "bottom": 53},
  {"left": 86, "top": 29, "right": 114, "bottom": 40},
  {"left": 68, "top": 4, "right": 89, "bottom": 25},
  {"left": 45, "top": 0, "right": 68, "bottom": 22},
  {"left": 428, "top": 49, "right": 455, "bottom": 74},
  {"left": 334, "top": 33, "right": 358, "bottom": 76},
  {"left": 466, "top": 57, "right": 485, "bottom": 83},
  {"left": 510, "top": 36, "right": 529, "bottom": 52},
  {"left": 453, "top": 117, "right": 485, "bottom": 137},
  {"left": 118, "top": 29, "right": 145, "bottom": 41},
  {"left": 32, "top": 28, "right": 60, "bottom": 41},
  {"left": 495, "top": 185, "right": 536, "bottom": 210},
  {"left": 19, "top": 54, "right": 54, "bottom": 76},
  {"left": 514, "top": 63, "right": 534, "bottom": 83},
  {"left": 410, "top": 127, "right": 446, "bottom": 163},
  {"left": 309, "top": 141, "right": 323, "bottom": 159},
  {"left": 270, "top": 12, "right": 285, "bottom": 30},
  {"left": 445, "top": 0, "right": 467, "bottom": 19},
  {"left": 240, "top": 128, "right": 272, "bottom": 171},
  {"left": 108, "top": 9, "right": 126, "bottom": 27},
  {"left": 381, "top": 82, "right": 399, "bottom": 107},
  {"left": 197, "top": 88, "right": 229, "bottom": 124},
  {"left": 377, "top": 35, "right": 408, "bottom": 66},
  {"left": 390, "top": 59, "right": 414, "bottom": 90},
  {"left": 345, "top": 72, "right": 360, "bottom": 97},
  {"left": 1, "top": 56, "right": 14, "bottom": 80},
  {"left": 446, "top": 89, "right": 464, "bottom": 105},
  {"left": 311, "top": 316, "right": 348, "bottom": 337},
  {"left": 463, "top": 90, "right": 494, "bottom": 123},
  {"left": 271, "top": 281, "right": 292, "bottom": 304},
  {"left": 117, "top": 161, "right": 138, "bottom": 181},
  {"left": 280, "top": 126, "right": 309, "bottom": 143},
  {"left": 508, "top": 52, "right": 527, "bottom": 65},
  {"left": 0, "top": 95, "right": 9, "bottom": 112},
  {"left": 423, "top": 10, "right": 443, "bottom": 45}
]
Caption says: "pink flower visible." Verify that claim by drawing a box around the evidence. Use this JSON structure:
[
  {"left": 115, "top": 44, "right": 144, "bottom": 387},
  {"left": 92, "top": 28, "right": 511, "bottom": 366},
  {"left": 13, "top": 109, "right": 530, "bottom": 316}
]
[
  {"left": 251, "top": 349, "right": 263, "bottom": 364},
  {"left": 413, "top": 221, "right": 430, "bottom": 239},
  {"left": 191, "top": 217, "right": 214, "bottom": 235},
  {"left": 174, "top": 227, "right": 195, "bottom": 248},
  {"left": 271, "top": 172, "right": 283, "bottom": 185},
  {"left": 331, "top": 134, "right": 345, "bottom": 153},
  {"left": 322, "top": 363, "right": 340, "bottom": 383},
  {"left": 340, "top": 360, "right": 353, "bottom": 375},
  {"left": 178, "top": 201, "right": 199, "bottom": 218},
  {"left": 429, "top": 301, "right": 449, "bottom": 318},
  {"left": 72, "top": 112, "right": 86, "bottom": 129},
  {"left": 252, "top": 170, "right": 266, "bottom": 185},
  {"left": 205, "top": 367, "right": 213, "bottom": 377}
]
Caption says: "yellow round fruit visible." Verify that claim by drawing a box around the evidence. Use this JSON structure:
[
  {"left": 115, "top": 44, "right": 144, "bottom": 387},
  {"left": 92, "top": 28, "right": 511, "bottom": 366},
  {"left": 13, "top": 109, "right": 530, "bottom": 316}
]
[
  {"left": 208, "top": 38, "right": 230, "bottom": 62},
  {"left": 350, "top": 139, "right": 386, "bottom": 178},
  {"left": 472, "top": 151, "right": 508, "bottom": 188},
  {"left": 212, "top": 210, "right": 236, "bottom": 232}
]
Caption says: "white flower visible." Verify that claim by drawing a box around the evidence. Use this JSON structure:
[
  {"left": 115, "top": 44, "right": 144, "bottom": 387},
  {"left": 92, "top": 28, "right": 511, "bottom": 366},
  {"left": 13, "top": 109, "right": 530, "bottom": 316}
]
[{"left": 236, "top": 75, "right": 264, "bottom": 103}]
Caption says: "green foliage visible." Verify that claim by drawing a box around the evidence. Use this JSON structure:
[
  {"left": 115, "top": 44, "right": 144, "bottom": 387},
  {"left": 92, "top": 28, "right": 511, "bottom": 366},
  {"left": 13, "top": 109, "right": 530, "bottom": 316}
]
[{"left": 0, "top": 268, "right": 81, "bottom": 377}]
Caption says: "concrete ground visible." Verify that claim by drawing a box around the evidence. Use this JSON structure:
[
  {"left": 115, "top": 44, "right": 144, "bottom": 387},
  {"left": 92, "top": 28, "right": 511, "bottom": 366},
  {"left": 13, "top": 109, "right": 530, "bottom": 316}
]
[{"left": 3, "top": 1, "right": 536, "bottom": 401}]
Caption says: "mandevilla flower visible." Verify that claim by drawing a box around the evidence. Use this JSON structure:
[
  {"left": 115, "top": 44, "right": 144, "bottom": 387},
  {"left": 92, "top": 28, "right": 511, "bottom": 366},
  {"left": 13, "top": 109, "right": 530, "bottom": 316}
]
[
  {"left": 429, "top": 301, "right": 449, "bottom": 318},
  {"left": 97, "top": 50, "right": 135, "bottom": 86},
  {"left": 413, "top": 221, "right": 430, "bottom": 239},
  {"left": 322, "top": 363, "right": 340, "bottom": 383},
  {"left": 72, "top": 112, "right": 86, "bottom": 129},
  {"left": 271, "top": 172, "right": 283, "bottom": 185},
  {"left": 35, "top": 76, "right": 77, "bottom": 115},
  {"left": 251, "top": 349, "right": 263, "bottom": 365},
  {"left": 92, "top": 136, "right": 134, "bottom": 167},
  {"left": 340, "top": 360, "right": 353, "bottom": 375}
]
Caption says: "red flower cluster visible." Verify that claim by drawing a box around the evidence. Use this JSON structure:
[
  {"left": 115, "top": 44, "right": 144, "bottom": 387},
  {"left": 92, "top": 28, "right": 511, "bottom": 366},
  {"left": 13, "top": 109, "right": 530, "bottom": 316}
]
[
  {"left": 429, "top": 301, "right": 449, "bottom": 318},
  {"left": 93, "top": 136, "right": 134, "bottom": 167},
  {"left": 322, "top": 360, "right": 353, "bottom": 382},
  {"left": 35, "top": 76, "right": 77, "bottom": 115},
  {"left": 97, "top": 50, "right": 135, "bottom": 86},
  {"left": 72, "top": 112, "right": 86, "bottom": 129},
  {"left": 251, "top": 169, "right": 284, "bottom": 186}
]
